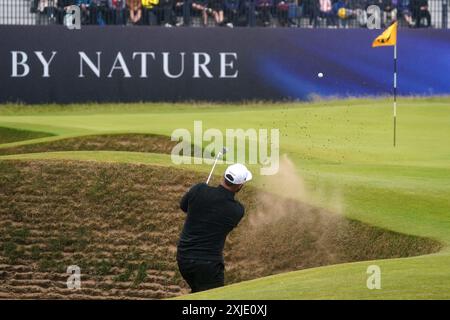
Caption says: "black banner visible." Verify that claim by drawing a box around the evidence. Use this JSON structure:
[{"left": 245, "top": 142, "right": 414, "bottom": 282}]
[
  {"left": 0, "top": 26, "right": 279, "bottom": 103},
  {"left": 0, "top": 299, "right": 442, "bottom": 318},
  {"left": 1, "top": 26, "right": 449, "bottom": 103}
]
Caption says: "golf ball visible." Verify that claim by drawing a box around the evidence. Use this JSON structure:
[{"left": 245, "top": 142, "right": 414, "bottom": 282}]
[{"left": 318, "top": 72, "right": 324, "bottom": 78}]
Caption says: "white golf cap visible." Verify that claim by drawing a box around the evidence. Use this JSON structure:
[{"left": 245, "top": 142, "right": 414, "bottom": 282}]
[{"left": 224, "top": 163, "right": 252, "bottom": 185}]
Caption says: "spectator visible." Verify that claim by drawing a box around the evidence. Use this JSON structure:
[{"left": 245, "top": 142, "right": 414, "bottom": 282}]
[
  {"left": 174, "top": 0, "right": 188, "bottom": 26},
  {"left": 206, "top": 0, "right": 225, "bottom": 26},
  {"left": 275, "top": 0, "right": 298, "bottom": 27},
  {"left": 382, "top": 0, "right": 397, "bottom": 26},
  {"left": 347, "top": 0, "right": 367, "bottom": 27},
  {"left": 224, "top": 0, "right": 251, "bottom": 26},
  {"left": 90, "top": 0, "right": 108, "bottom": 24},
  {"left": 396, "top": 0, "right": 414, "bottom": 26},
  {"left": 159, "top": 0, "right": 176, "bottom": 26},
  {"left": 333, "top": 0, "right": 348, "bottom": 27},
  {"left": 37, "top": 0, "right": 59, "bottom": 24},
  {"left": 255, "top": 0, "right": 273, "bottom": 27},
  {"left": 410, "top": 0, "right": 431, "bottom": 27},
  {"left": 31, "top": 0, "right": 39, "bottom": 14},
  {"left": 287, "top": 0, "right": 300, "bottom": 26},
  {"left": 191, "top": 0, "right": 210, "bottom": 26},
  {"left": 223, "top": 0, "right": 239, "bottom": 26},
  {"left": 142, "top": 0, "right": 159, "bottom": 25},
  {"left": 302, "top": 0, "right": 319, "bottom": 27},
  {"left": 127, "top": 0, "right": 142, "bottom": 24},
  {"left": 318, "top": 0, "right": 336, "bottom": 27},
  {"left": 276, "top": 0, "right": 289, "bottom": 26},
  {"left": 108, "top": 0, "right": 126, "bottom": 24},
  {"left": 75, "top": 0, "right": 91, "bottom": 24},
  {"left": 368, "top": 0, "right": 396, "bottom": 27},
  {"left": 56, "top": 0, "right": 76, "bottom": 24}
]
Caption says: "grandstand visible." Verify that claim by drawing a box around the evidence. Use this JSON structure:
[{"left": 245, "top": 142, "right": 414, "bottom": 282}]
[{"left": 0, "top": 0, "right": 448, "bottom": 28}]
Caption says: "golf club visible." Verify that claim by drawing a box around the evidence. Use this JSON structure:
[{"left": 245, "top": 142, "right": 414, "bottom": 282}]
[{"left": 206, "top": 147, "right": 228, "bottom": 185}]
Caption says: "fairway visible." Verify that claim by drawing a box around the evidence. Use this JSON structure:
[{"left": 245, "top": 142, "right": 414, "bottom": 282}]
[{"left": 1, "top": 97, "right": 450, "bottom": 299}]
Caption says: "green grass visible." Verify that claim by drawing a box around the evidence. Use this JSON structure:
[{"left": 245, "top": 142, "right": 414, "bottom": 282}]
[
  {"left": 0, "top": 126, "right": 54, "bottom": 144},
  {"left": 1, "top": 96, "right": 450, "bottom": 299},
  {"left": 179, "top": 253, "right": 450, "bottom": 300}
]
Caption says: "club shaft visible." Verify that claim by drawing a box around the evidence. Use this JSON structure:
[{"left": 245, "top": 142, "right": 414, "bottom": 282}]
[{"left": 206, "top": 152, "right": 222, "bottom": 185}]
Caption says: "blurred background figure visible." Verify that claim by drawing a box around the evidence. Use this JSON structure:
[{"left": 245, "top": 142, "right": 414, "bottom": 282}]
[
  {"left": 302, "top": 0, "right": 319, "bottom": 27},
  {"left": 36, "top": 0, "right": 59, "bottom": 24},
  {"left": 275, "top": 0, "right": 297, "bottom": 27},
  {"left": 396, "top": 0, "right": 414, "bottom": 26},
  {"left": 381, "top": 0, "right": 397, "bottom": 27},
  {"left": 127, "top": 0, "right": 142, "bottom": 24},
  {"left": 159, "top": 0, "right": 177, "bottom": 26},
  {"left": 319, "top": 0, "right": 336, "bottom": 27},
  {"left": 75, "top": 0, "right": 90, "bottom": 24},
  {"left": 142, "top": 0, "right": 159, "bottom": 25},
  {"left": 410, "top": 0, "right": 431, "bottom": 27},
  {"left": 90, "top": 0, "right": 108, "bottom": 25},
  {"left": 108, "top": 0, "right": 127, "bottom": 25},
  {"left": 223, "top": 0, "right": 240, "bottom": 27},
  {"left": 255, "top": 0, "right": 273, "bottom": 27},
  {"left": 206, "top": 0, "right": 225, "bottom": 26},
  {"left": 191, "top": 0, "right": 209, "bottom": 26}
]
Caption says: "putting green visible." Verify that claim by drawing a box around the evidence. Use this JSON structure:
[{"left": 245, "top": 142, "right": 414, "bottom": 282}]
[{"left": 1, "top": 97, "right": 449, "bottom": 299}]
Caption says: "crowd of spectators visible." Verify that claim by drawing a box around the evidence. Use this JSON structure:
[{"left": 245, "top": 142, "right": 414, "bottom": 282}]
[{"left": 32, "top": 0, "right": 433, "bottom": 28}]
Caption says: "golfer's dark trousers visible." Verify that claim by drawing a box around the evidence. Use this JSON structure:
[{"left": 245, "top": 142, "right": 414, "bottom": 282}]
[{"left": 177, "top": 259, "right": 224, "bottom": 293}]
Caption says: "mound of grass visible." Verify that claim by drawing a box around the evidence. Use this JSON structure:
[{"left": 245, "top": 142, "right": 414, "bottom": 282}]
[
  {"left": 0, "top": 127, "right": 54, "bottom": 144},
  {"left": 0, "top": 133, "right": 201, "bottom": 157},
  {"left": 0, "top": 160, "right": 199, "bottom": 299},
  {"left": 0, "top": 160, "right": 440, "bottom": 299}
]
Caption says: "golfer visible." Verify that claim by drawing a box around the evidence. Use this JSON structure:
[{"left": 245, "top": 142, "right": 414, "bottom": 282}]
[{"left": 177, "top": 163, "right": 252, "bottom": 293}]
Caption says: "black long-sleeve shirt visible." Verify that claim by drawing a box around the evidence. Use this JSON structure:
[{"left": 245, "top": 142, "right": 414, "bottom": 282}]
[{"left": 177, "top": 183, "right": 244, "bottom": 262}]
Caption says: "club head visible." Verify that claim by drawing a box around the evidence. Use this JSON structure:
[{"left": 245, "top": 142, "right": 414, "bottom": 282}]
[{"left": 215, "top": 147, "right": 228, "bottom": 160}]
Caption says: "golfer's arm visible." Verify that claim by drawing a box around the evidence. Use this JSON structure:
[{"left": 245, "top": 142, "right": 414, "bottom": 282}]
[
  {"left": 180, "top": 183, "right": 203, "bottom": 213},
  {"left": 234, "top": 206, "right": 245, "bottom": 227},
  {"left": 180, "top": 191, "right": 189, "bottom": 213}
]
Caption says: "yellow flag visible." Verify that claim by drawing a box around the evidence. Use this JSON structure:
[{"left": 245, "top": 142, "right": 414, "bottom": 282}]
[{"left": 372, "top": 22, "right": 398, "bottom": 47}]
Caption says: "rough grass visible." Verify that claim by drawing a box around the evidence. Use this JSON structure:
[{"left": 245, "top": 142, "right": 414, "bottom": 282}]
[
  {"left": 0, "top": 160, "right": 440, "bottom": 299},
  {"left": 0, "top": 160, "right": 195, "bottom": 299}
]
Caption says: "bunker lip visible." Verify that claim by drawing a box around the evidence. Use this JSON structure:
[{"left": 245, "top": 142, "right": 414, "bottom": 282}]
[
  {"left": 0, "top": 126, "right": 55, "bottom": 145},
  {"left": 0, "top": 133, "right": 203, "bottom": 157},
  {"left": 0, "top": 160, "right": 443, "bottom": 299},
  {"left": 225, "top": 184, "right": 443, "bottom": 284}
]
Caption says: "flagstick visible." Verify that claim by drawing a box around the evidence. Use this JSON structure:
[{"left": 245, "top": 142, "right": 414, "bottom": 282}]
[{"left": 393, "top": 44, "right": 397, "bottom": 147}]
